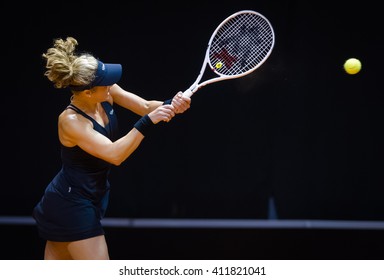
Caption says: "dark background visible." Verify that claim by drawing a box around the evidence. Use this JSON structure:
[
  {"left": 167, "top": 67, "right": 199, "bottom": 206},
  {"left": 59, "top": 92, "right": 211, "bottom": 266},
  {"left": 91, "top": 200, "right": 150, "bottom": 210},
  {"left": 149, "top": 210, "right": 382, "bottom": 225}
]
[{"left": 1, "top": 1, "right": 383, "bottom": 259}]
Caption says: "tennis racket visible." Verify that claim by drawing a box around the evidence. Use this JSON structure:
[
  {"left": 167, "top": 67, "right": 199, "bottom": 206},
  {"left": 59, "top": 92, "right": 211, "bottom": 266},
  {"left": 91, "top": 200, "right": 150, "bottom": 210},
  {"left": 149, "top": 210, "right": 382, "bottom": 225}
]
[{"left": 182, "top": 10, "right": 275, "bottom": 98}]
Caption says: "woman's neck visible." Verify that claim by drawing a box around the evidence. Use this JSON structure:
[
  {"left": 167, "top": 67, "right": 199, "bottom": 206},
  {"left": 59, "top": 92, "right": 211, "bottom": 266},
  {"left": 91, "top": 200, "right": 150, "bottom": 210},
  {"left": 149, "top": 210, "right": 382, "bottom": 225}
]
[{"left": 70, "top": 94, "right": 99, "bottom": 114}]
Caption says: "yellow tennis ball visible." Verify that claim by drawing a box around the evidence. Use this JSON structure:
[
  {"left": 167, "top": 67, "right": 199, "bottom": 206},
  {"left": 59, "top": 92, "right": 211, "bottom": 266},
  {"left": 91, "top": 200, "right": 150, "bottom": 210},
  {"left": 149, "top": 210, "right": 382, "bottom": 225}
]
[{"left": 343, "top": 58, "right": 362, "bottom": 75}]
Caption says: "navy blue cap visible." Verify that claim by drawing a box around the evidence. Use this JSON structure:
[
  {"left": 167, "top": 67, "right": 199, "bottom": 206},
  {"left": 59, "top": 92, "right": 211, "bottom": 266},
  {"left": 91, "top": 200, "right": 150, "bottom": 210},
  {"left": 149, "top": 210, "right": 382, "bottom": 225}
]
[{"left": 70, "top": 60, "right": 122, "bottom": 91}]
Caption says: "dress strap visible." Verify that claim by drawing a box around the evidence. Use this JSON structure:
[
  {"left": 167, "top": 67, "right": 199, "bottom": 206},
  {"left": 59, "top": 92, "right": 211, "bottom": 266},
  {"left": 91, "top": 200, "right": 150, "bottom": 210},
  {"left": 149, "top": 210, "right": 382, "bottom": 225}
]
[{"left": 66, "top": 104, "right": 95, "bottom": 123}]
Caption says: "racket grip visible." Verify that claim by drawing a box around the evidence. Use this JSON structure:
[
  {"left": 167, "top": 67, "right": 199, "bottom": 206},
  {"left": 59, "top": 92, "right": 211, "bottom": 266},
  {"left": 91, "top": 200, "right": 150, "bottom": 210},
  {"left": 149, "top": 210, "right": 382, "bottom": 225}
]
[{"left": 182, "top": 88, "right": 193, "bottom": 98}]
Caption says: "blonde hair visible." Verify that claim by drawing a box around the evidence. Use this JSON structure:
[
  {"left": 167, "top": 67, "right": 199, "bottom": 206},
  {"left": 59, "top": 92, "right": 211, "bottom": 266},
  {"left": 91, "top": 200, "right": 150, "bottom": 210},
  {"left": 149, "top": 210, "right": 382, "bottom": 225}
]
[{"left": 42, "top": 37, "right": 98, "bottom": 89}]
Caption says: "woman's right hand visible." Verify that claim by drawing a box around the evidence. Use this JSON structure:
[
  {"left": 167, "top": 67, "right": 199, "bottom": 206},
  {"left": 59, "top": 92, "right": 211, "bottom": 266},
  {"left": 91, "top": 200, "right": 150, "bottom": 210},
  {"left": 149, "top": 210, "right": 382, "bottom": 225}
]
[{"left": 147, "top": 104, "right": 176, "bottom": 124}]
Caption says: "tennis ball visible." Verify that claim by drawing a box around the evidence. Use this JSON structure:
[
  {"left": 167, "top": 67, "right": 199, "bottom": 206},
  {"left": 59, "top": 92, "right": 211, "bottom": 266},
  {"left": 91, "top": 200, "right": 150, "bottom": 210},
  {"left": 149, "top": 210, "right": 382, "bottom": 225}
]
[
  {"left": 215, "top": 62, "right": 223, "bottom": 69},
  {"left": 343, "top": 58, "right": 362, "bottom": 75}
]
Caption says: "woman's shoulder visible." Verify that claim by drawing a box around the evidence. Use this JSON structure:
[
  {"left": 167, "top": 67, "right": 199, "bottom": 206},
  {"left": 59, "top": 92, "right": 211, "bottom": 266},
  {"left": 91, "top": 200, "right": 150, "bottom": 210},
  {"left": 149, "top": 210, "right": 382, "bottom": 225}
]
[
  {"left": 58, "top": 107, "right": 90, "bottom": 129},
  {"left": 59, "top": 106, "right": 79, "bottom": 120}
]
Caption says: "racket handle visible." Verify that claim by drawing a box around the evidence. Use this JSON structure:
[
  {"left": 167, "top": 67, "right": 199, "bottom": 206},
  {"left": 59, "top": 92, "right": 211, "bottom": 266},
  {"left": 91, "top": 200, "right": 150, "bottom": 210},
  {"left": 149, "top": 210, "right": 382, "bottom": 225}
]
[{"left": 182, "top": 88, "right": 193, "bottom": 98}]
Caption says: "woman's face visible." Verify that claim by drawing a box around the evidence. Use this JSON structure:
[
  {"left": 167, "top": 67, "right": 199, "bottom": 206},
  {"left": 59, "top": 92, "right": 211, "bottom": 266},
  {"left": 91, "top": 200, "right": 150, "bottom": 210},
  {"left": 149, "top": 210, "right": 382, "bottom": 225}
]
[{"left": 91, "top": 86, "right": 111, "bottom": 102}]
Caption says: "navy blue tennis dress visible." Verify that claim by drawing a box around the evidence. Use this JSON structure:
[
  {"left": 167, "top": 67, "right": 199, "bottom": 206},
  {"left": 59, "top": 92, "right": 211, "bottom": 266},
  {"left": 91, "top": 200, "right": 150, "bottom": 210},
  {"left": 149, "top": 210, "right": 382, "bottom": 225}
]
[{"left": 33, "top": 101, "right": 119, "bottom": 242}]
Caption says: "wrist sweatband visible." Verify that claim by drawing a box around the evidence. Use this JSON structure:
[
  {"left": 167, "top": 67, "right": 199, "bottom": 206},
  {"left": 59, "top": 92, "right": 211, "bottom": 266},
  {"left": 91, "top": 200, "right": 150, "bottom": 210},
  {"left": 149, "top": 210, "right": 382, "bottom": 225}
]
[
  {"left": 134, "top": 114, "right": 154, "bottom": 136},
  {"left": 163, "top": 99, "right": 172, "bottom": 105}
]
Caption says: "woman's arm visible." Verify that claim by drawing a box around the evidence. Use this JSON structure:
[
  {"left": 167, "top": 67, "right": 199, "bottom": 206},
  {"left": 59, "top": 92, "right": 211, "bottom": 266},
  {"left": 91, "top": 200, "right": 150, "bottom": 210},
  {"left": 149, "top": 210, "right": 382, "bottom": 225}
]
[
  {"left": 109, "top": 84, "right": 163, "bottom": 116},
  {"left": 58, "top": 102, "right": 174, "bottom": 166},
  {"left": 59, "top": 84, "right": 191, "bottom": 166},
  {"left": 110, "top": 84, "right": 191, "bottom": 116}
]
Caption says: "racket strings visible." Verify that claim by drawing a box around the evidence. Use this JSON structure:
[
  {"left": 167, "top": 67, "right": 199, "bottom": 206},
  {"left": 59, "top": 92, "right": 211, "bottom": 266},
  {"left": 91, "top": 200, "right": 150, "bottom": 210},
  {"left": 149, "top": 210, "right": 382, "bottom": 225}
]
[{"left": 209, "top": 12, "right": 274, "bottom": 76}]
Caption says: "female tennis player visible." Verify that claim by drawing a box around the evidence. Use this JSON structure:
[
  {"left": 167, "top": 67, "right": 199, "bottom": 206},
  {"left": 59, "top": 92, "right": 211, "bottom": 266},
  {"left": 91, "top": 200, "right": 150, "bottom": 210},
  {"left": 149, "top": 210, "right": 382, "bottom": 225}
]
[{"left": 32, "top": 36, "right": 191, "bottom": 259}]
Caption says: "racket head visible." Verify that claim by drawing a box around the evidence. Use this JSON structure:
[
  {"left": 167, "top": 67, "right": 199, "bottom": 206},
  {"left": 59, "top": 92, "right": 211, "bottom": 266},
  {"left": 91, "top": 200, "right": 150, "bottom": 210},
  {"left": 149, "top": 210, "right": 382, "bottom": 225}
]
[{"left": 207, "top": 10, "right": 275, "bottom": 78}]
